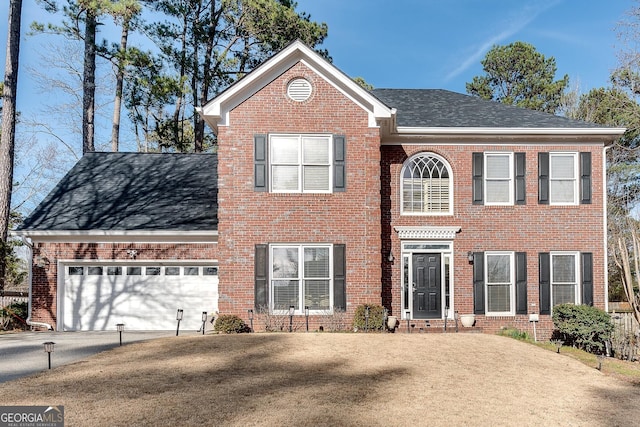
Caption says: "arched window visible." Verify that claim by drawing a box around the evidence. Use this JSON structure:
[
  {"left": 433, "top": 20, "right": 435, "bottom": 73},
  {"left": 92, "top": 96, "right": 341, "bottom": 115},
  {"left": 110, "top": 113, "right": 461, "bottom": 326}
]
[{"left": 401, "top": 153, "right": 452, "bottom": 214}]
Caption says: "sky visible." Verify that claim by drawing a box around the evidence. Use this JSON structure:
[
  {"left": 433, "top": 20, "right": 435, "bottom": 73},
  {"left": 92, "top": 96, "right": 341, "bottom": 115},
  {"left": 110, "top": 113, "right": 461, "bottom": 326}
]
[{"left": 0, "top": 0, "right": 636, "bottom": 213}]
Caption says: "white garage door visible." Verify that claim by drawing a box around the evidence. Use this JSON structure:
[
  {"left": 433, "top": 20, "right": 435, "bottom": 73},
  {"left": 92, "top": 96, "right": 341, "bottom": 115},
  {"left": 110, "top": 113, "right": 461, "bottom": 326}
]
[{"left": 61, "top": 264, "right": 219, "bottom": 331}]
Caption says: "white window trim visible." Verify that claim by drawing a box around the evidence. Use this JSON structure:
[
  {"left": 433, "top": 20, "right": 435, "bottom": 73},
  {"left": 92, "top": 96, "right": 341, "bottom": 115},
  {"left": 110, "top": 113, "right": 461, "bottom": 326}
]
[
  {"left": 269, "top": 243, "right": 334, "bottom": 315},
  {"left": 269, "top": 134, "right": 333, "bottom": 194},
  {"left": 550, "top": 251, "right": 581, "bottom": 307},
  {"left": 484, "top": 152, "right": 514, "bottom": 206},
  {"left": 549, "top": 152, "right": 579, "bottom": 206},
  {"left": 484, "top": 251, "right": 515, "bottom": 316},
  {"left": 400, "top": 152, "right": 454, "bottom": 216}
]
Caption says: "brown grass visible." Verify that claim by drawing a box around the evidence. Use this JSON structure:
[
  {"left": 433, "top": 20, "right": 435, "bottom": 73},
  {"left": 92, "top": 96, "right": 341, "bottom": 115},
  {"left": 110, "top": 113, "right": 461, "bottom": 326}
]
[{"left": 4, "top": 333, "right": 640, "bottom": 426}]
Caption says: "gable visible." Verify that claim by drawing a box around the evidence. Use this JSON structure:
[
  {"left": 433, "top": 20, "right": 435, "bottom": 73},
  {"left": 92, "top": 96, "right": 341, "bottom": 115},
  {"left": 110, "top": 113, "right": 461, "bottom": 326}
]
[
  {"left": 18, "top": 152, "right": 218, "bottom": 233},
  {"left": 198, "top": 40, "right": 392, "bottom": 132}
]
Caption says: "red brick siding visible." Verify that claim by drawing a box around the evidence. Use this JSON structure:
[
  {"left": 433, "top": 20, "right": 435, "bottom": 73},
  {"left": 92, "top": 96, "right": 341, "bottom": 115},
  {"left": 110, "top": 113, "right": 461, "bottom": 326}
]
[
  {"left": 216, "top": 62, "right": 382, "bottom": 322},
  {"left": 30, "top": 242, "right": 217, "bottom": 329},
  {"left": 381, "top": 144, "right": 605, "bottom": 340}
]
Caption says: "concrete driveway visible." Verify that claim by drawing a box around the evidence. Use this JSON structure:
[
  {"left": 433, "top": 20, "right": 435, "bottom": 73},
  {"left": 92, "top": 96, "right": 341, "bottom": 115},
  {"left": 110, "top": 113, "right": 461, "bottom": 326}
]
[{"left": 0, "top": 330, "right": 174, "bottom": 383}]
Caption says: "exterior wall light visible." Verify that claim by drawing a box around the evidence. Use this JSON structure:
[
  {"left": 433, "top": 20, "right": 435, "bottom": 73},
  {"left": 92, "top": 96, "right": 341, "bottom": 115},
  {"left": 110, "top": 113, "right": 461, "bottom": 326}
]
[
  {"left": 467, "top": 251, "right": 474, "bottom": 264},
  {"left": 176, "top": 309, "right": 183, "bottom": 336},
  {"left": 43, "top": 341, "right": 55, "bottom": 369},
  {"left": 388, "top": 251, "right": 394, "bottom": 262}
]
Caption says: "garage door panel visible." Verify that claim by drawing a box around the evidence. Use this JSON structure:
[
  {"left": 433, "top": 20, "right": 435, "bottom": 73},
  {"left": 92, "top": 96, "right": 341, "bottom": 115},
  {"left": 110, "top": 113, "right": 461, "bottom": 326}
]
[{"left": 63, "top": 265, "right": 219, "bottom": 331}]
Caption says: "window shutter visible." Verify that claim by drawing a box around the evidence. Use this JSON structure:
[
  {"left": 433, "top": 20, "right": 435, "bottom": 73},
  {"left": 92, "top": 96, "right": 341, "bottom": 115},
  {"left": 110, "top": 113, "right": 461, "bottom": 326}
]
[
  {"left": 254, "top": 134, "right": 267, "bottom": 191},
  {"left": 255, "top": 244, "right": 268, "bottom": 309},
  {"left": 581, "top": 252, "right": 593, "bottom": 306},
  {"left": 538, "top": 152, "right": 549, "bottom": 204},
  {"left": 515, "top": 153, "right": 526, "bottom": 205},
  {"left": 333, "top": 244, "right": 346, "bottom": 310},
  {"left": 515, "top": 252, "right": 527, "bottom": 314},
  {"left": 539, "top": 253, "right": 551, "bottom": 315},
  {"left": 472, "top": 153, "right": 483, "bottom": 205},
  {"left": 334, "top": 135, "right": 346, "bottom": 192},
  {"left": 473, "top": 252, "right": 485, "bottom": 314},
  {"left": 580, "top": 152, "right": 592, "bottom": 204}
]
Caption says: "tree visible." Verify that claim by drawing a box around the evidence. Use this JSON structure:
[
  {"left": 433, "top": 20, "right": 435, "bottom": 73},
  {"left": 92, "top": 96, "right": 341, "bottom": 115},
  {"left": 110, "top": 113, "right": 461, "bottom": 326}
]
[
  {"left": 34, "top": 0, "right": 113, "bottom": 154},
  {"left": 140, "top": 0, "right": 328, "bottom": 152},
  {"left": 103, "top": 0, "right": 142, "bottom": 152},
  {"left": 466, "top": 41, "right": 569, "bottom": 114},
  {"left": 0, "top": 0, "right": 23, "bottom": 295}
]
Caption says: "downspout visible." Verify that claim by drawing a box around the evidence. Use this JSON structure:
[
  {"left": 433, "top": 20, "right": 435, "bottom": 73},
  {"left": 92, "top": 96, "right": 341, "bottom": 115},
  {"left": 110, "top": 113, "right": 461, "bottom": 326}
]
[
  {"left": 604, "top": 145, "right": 611, "bottom": 313},
  {"left": 21, "top": 236, "right": 53, "bottom": 330}
]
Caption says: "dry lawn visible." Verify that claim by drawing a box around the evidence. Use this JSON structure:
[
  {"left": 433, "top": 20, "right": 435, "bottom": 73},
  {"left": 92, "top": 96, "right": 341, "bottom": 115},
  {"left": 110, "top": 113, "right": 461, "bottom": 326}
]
[{"left": 3, "top": 333, "right": 640, "bottom": 426}]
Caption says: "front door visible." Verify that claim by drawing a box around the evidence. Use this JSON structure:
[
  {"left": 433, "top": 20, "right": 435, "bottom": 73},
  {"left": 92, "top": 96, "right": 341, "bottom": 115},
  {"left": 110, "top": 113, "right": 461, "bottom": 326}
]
[{"left": 412, "top": 253, "right": 441, "bottom": 319}]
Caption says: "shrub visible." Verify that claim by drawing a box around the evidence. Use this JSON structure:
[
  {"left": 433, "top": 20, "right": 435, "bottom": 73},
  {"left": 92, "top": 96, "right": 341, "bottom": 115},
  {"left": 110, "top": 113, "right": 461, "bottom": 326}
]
[
  {"left": 213, "top": 314, "right": 250, "bottom": 334},
  {"left": 0, "top": 301, "right": 28, "bottom": 331},
  {"left": 552, "top": 304, "right": 613, "bottom": 354},
  {"left": 352, "top": 304, "right": 386, "bottom": 331}
]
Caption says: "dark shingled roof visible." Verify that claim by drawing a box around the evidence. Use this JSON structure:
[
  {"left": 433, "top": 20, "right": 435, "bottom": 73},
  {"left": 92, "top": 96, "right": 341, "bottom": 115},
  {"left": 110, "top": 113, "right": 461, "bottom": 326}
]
[
  {"left": 19, "top": 152, "right": 217, "bottom": 231},
  {"left": 371, "top": 89, "right": 604, "bottom": 129}
]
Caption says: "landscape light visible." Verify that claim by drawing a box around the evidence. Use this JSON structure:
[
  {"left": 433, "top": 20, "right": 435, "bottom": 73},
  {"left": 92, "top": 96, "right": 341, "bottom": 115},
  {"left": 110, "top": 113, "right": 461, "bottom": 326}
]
[
  {"left": 201, "top": 312, "right": 207, "bottom": 335},
  {"left": 176, "top": 309, "right": 184, "bottom": 336},
  {"left": 116, "top": 323, "right": 124, "bottom": 346},
  {"left": 288, "top": 306, "right": 295, "bottom": 332},
  {"left": 43, "top": 341, "right": 55, "bottom": 370},
  {"left": 248, "top": 309, "right": 254, "bottom": 332},
  {"left": 305, "top": 306, "right": 309, "bottom": 332}
]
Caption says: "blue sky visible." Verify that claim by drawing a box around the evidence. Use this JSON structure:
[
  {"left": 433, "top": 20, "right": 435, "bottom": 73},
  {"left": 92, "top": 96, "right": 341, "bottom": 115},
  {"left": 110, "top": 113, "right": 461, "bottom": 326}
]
[{"left": 296, "top": 0, "right": 631, "bottom": 93}]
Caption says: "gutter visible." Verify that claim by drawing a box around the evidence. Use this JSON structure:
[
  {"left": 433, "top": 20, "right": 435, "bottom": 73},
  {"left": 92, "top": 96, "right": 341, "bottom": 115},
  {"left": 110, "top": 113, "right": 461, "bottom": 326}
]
[{"left": 21, "top": 236, "right": 53, "bottom": 331}]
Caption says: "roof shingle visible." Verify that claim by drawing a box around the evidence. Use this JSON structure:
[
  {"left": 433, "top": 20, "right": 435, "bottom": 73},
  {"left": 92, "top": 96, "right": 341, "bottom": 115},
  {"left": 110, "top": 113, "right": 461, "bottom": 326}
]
[
  {"left": 18, "top": 152, "right": 217, "bottom": 231},
  {"left": 371, "top": 89, "right": 604, "bottom": 129}
]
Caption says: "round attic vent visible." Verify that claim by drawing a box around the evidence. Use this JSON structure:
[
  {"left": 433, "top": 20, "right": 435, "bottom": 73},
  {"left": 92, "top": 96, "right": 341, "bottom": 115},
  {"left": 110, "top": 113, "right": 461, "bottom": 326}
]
[{"left": 287, "top": 78, "right": 312, "bottom": 102}]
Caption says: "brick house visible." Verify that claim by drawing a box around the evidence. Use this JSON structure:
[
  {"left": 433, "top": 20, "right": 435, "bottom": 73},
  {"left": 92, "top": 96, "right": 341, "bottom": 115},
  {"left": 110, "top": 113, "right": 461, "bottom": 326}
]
[{"left": 16, "top": 41, "right": 624, "bottom": 338}]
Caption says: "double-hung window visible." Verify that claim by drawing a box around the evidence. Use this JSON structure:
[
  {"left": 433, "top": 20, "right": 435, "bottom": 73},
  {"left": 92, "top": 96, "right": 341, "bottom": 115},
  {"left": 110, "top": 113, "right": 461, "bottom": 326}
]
[
  {"left": 539, "top": 151, "right": 590, "bottom": 205},
  {"left": 472, "top": 152, "right": 525, "bottom": 205},
  {"left": 484, "top": 153, "right": 513, "bottom": 205},
  {"left": 549, "top": 153, "right": 578, "bottom": 205},
  {"left": 485, "top": 252, "right": 515, "bottom": 316},
  {"left": 550, "top": 252, "right": 579, "bottom": 306},
  {"left": 270, "top": 134, "right": 331, "bottom": 193},
  {"left": 271, "top": 244, "right": 332, "bottom": 313}
]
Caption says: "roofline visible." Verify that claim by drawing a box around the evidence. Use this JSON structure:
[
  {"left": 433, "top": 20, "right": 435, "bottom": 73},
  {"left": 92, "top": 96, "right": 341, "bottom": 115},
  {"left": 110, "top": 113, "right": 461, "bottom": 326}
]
[
  {"left": 11, "top": 230, "right": 218, "bottom": 243},
  {"left": 396, "top": 126, "right": 627, "bottom": 137},
  {"left": 199, "top": 40, "right": 392, "bottom": 131}
]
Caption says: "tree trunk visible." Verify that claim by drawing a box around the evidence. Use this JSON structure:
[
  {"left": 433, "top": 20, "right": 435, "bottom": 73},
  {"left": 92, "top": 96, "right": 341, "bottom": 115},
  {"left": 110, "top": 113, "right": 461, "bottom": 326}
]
[
  {"left": 82, "top": 8, "right": 97, "bottom": 154},
  {"left": 0, "top": 0, "right": 23, "bottom": 294},
  {"left": 111, "top": 20, "right": 129, "bottom": 152}
]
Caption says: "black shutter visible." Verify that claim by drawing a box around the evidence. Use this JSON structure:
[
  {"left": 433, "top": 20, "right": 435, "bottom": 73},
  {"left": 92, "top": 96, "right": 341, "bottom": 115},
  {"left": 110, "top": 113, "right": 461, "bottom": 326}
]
[
  {"left": 515, "top": 252, "right": 527, "bottom": 314},
  {"left": 515, "top": 153, "right": 526, "bottom": 205},
  {"left": 333, "top": 244, "right": 346, "bottom": 310},
  {"left": 472, "top": 153, "right": 483, "bottom": 205},
  {"left": 538, "top": 152, "right": 549, "bottom": 204},
  {"left": 255, "top": 244, "right": 268, "bottom": 309},
  {"left": 581, "top": 252, "right": 593, "bottom": 306},
  {"left": 334, "top": 135, "right": 346, "bottom": 192},
  {"left": 254, "top": 134, "right": 267, "bottom": 191},
  {"left": 473, "top": 252, "right": 485, "bottom": 314},
  {"left": 580, "top": 152, "right": 592, "bottom": 204},
  {"left": 539, "top": 253, "right": 551, "bottom": 315}
]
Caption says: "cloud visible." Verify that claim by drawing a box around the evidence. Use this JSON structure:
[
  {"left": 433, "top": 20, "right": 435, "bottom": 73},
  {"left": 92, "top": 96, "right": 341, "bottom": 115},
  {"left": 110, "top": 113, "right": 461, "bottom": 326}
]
[{"left": 445, "top": 0, "right": 563, "bottom": 81}]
